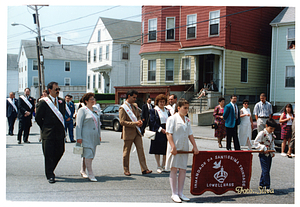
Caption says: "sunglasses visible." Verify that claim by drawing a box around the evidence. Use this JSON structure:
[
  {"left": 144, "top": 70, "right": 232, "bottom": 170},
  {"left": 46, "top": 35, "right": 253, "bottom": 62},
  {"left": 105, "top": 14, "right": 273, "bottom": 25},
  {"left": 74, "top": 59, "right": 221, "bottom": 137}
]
[{"left": 55, "top": 88, "right": 60, "bottom": 91}]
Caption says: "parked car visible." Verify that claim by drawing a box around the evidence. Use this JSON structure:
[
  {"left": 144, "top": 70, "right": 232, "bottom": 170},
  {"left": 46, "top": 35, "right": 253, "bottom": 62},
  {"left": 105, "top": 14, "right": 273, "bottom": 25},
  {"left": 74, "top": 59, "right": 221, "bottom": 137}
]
[
  {"left": 251, "top": 104, "right": 295, "bottom": 148},
  {"left": 100, "top": 104, "right": 121, "bottom": 132}
]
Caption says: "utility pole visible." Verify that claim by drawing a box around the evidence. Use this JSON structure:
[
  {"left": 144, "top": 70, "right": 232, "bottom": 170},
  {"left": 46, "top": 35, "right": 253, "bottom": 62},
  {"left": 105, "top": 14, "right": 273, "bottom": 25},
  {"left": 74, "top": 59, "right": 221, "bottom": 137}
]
[{"left": 28, "top": 5, "right": 48, "bottom": 97}]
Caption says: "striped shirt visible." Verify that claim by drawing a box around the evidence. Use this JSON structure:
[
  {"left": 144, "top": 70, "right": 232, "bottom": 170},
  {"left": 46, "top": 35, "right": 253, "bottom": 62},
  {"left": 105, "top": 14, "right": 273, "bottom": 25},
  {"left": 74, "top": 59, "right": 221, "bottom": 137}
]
[{"left": 253, "top": 101, "right": 273, "bottom": 117}]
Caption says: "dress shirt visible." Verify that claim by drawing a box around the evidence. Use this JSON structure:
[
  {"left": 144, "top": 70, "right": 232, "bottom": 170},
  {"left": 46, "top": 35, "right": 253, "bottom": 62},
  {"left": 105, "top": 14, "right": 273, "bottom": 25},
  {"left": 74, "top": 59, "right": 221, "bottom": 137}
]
[
  {"left": 253, "top": 101, "right": 273, "bottom": 117},
  {"left": 230, "top": 102, "right": 238, "bottom": 119},
  {"left": 147, "top": 103, "right": 152, "bottom": 109},
  {"left": 49, "top": 95, "right": 59, "bottom": 110}
]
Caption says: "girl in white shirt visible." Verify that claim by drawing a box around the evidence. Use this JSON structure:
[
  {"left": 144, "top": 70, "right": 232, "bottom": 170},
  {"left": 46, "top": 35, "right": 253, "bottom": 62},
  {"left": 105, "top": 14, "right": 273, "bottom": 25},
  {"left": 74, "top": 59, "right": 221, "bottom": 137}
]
[{"left": 166, "top": 99, "right": 199, "bottom": 203}]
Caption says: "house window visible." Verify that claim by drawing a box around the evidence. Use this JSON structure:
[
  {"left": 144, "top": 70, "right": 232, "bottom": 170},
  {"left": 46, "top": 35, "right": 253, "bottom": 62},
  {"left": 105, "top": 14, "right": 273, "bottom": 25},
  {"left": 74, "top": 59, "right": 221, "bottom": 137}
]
[
  {"left": 64, "top": 78, "right": 71, "bottom": 86},
  {"left": 65, "top": 61, "right": 70, "bottom": 72},
  {"left": 98, "top": 30, "right": 101, "bottom": 42},
  {"left": 285, "top": 66, "right": 295, "bottom": 87},
  {"left": 148, "top": 18, "right": 157, "bottom": 41},
  {"left": 93, "top": 74, "right": 96, "bottom": 89},
  {"left": 87, "top": 76, "right": 90, "bottom": 89},
  {"left": 287, "top": 28, "right": 295, "bottom": 49},
  {"left": 33, "top": 60, "right": 38, "bottom": 70},
  {"left": 99, "top": 47, "right": 102, "bottom": 62},
  {"left": 142, "top": 21, "right": 144, "bottom": 44},
  {"left": 122, "top": 45, "right": 129, "bottom": 60},
  {"left": 148, "top": 60, "right": 156, "bottom": 81},
  {"left": 106, "top": 45, "right": 109, "bottom": 60},
  {"left": 241, "top": 58, "right": 248, "bottom": 83},
  {"left": 182, "top": 58, "right": 191, "bottom": 80},
  {"left": 141, "top": 60, "right": 144, "bottom": 82},
  {"left": 166, "top": 59, "right": 174, "bottom": 81},
  {"left": 94, "top": 49, "right": 97, "bottom": 62},
  {"left": 98, "top": 74, "right": 101, "bottom": 89},
  {"left": 187, "top": 14, "right": 197, "bottom": 39},
  {"left": 209, "top": 10, "right": 220, "bottom": 36},
  {"left": 166, "top": 17, "right": 175, "bottom": 40},
  {"left": 33, "top": 77, "right": 39, "bottom": 87},
  {"left": 88, "top": 51, "right": 91, "bottom": 63}
]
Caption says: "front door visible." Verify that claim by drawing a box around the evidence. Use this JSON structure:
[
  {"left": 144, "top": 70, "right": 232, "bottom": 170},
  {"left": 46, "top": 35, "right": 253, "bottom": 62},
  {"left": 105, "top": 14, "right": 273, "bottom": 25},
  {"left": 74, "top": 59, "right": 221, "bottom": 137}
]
[{"left": 198, "top": 54, "right": 219, "bottom": 91}]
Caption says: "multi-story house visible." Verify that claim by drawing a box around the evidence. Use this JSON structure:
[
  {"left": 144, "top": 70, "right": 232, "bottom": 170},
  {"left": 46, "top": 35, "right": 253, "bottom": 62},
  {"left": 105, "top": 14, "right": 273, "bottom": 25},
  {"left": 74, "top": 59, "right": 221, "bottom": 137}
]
[
  {"left": 139, "top": 6, "right": 283, "bottom": 102},
  {"left": 270, "top": 7, "right": 295, "bottom": 108},
  {"left": 87, "top": 17, "right": 141, "bottom": 94},
  {"left": 17, "top": 39, "right": 87, "bottom": 99},
  {"left": 7, "top": 54, "right": 19, "bottom": 96}
]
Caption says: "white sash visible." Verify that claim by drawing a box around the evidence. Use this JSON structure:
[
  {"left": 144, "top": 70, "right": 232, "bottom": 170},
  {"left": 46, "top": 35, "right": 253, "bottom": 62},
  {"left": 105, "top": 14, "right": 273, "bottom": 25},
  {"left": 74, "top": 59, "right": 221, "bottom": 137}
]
[
  {"left": 41, "top": 97, "right": 64, "bottom": 127},
  {"left": 154, "top": 106, "right": 168, "bottom": 124},
  {"left": 20, "top": 95, "right": 32, "bottom": 109},
  {"left": 165, "top": 105, "right": 174, "bottom": 115},
  {"left": 66, "top": 103, "right": 71, "bottom": 116},
  {"left": 84, "top": 106, "right": 98, "bottom": 129},
  {"left": 121, "top": 103, "right": 141, "bottom": 134},
  {"left": 7, "top": 98, "right": 18, "bottom": 112}
]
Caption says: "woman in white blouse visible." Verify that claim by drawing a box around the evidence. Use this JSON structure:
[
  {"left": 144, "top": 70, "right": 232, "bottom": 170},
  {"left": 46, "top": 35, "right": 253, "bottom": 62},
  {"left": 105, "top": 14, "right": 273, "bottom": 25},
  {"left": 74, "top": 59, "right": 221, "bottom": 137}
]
[
  {"left": 76, "top": 93, "right": 101, "bottom": 182},
  {"left": 166, "top": 98, "right": 199, "bottom": 203},
  {"left": 149, "top": 94, "right": 171, "bottom": 173}
]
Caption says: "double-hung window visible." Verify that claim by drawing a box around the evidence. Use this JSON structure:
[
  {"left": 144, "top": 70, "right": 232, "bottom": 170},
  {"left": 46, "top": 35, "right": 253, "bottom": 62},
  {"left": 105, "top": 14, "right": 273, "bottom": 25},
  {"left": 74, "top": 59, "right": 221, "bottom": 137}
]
[
  {"left": 33, "top": 60, "right": 38, "bottom": 70},
  {"left": 285, "top": 66, "right": 295, "bottom": 87},
  {"left": 187, "top": 14, "right": 196, "bottom": 39},
  {"left": 65, "top": 61, "right": 71, "bottom": 72},
  {"left": 88, "top": 51, "right": 91, "bottom": 63},
  {"left": 166, "top": 17, "right": 175, "bottom": 40},
  {"left": 122, "top": 45, "right": 129, "bottom": 60},
  {"left": 209, "top": 10, "right": 220, "bottom": 36},
  {"left": 148, "top": 60, "right": 156, "bottom": 81},
  {"left": 182, "top": 58, "right": 191, "bottom": 81},
  {"left": 64, "top": 78, "right": 71, "bottom": 86},
  {"left": 93, "top": 49, "right": 97, "bottom": 62},
  {"left": 166, "top": 59, "right": 174, "bottom": 81},
  {"left": 106, "top": 45, "right": 109, "bottom": 60},
  {"left": 287, "top": 28, "right": 295, "bottom": 49},
  {"left": 98, "top": 30, "right": 101, "bottom": 42},
  {"left": 99, "top": 47, "right": 102, "bottom": 62},
  {"left": 148, "top": 18, "right": 157, "bottom": 41}
]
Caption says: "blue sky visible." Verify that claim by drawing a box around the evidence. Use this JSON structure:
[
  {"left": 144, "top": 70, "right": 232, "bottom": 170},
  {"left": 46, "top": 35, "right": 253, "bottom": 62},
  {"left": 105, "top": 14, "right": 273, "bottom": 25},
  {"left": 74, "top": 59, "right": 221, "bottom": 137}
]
[{"left": 7, "top": 5, "right": 142, "bottom": 54}]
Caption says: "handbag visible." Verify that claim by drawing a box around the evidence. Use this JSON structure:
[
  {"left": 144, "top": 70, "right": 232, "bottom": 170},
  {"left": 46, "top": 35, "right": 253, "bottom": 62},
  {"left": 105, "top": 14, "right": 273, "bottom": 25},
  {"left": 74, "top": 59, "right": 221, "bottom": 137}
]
[
  {"left": 144, "top": 126, "right": 156, "bottom": 140},
  {"left": 212, "top": 122, "right": 218, "bottom": 129},
  {"left": 73, "top": 143, "right": 83, "bottom": 155}
]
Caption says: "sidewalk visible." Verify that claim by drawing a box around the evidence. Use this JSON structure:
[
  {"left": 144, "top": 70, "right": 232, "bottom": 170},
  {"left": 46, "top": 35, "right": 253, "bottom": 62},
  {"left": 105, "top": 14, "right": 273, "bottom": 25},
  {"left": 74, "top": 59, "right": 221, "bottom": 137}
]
[{"left": 191, "top": 125, "right": 216, "bottom": 140}]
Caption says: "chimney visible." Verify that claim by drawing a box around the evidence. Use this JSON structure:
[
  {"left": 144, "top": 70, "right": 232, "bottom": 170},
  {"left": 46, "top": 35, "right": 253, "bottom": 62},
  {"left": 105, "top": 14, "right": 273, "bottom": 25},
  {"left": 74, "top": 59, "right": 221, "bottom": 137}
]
[{"left": 57, "top": 36, "right": 61, "bottom": 44}]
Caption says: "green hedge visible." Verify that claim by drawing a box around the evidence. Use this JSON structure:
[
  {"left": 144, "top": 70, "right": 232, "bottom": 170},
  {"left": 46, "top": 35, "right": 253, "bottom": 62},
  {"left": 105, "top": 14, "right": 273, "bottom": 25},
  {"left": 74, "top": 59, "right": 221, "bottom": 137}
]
[{"left": 94, "top": 93, "right": 115, "bottom": 101}]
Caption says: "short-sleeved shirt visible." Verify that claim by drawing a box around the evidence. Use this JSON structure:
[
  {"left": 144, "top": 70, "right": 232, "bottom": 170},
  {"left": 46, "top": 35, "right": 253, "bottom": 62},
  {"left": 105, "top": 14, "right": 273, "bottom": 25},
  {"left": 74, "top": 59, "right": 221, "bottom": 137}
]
[{"left": 253, "top": 101, "right": 273, "bottom": 117}]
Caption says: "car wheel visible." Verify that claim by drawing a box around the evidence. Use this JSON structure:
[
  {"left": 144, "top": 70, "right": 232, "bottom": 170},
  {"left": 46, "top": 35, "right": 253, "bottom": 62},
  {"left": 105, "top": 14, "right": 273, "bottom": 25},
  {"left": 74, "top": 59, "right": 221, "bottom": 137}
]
[{"left": 113, "top": 120, "right": 121, "bottom": 132}]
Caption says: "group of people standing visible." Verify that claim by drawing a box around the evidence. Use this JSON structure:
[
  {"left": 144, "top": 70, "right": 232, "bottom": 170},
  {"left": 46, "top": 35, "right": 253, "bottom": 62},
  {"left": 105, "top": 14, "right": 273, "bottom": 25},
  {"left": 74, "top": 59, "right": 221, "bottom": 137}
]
[{"left": 121, "top": 91, "right": 199, "bottom": 203}]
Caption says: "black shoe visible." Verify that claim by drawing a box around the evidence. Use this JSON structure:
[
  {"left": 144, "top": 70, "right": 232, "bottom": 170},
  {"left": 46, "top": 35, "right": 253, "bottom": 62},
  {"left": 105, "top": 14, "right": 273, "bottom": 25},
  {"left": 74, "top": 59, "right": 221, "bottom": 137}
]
[
  {"left": 24, "top": 141, "right": 30, "bottom": 143},
  {"left": 71, "top": 140, "right": 76, "bottom": 143},
  {"left": 18, "top": 141, "right": 21, "bottom": 144},
  {"left": 48, "top": 177, "right": 55, "bottom": 184}
]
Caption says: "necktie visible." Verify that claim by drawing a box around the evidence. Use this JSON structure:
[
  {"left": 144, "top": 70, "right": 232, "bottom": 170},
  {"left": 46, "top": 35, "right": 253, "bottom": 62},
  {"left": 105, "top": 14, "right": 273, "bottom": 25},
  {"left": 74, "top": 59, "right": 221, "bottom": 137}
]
[
  {"left": 235, "top": 104, "right": 238, "bottom": 119},
  {"left": 54, "top": 98, "right": 57, "bottom": 107}
]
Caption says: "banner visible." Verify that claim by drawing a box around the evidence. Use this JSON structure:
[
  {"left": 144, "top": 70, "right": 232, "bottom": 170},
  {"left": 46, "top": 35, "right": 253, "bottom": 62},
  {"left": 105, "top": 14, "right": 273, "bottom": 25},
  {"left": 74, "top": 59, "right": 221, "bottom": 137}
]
[{"left": 190, "top": 150, "right": 253, "bottom": 195}]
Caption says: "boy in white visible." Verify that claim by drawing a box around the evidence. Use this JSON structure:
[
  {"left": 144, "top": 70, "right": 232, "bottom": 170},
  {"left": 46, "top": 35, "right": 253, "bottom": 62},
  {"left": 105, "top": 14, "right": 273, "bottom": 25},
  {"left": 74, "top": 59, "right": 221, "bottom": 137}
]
[{"left": 253, "top": 118, "right": 276, "bottom": 189}]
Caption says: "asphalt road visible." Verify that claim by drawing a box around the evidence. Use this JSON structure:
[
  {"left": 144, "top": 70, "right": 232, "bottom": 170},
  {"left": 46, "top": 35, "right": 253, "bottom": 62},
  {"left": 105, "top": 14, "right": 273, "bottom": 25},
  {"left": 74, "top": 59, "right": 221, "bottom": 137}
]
[{"left": 6, "top": 120, "right": 295, "bottom": 204}]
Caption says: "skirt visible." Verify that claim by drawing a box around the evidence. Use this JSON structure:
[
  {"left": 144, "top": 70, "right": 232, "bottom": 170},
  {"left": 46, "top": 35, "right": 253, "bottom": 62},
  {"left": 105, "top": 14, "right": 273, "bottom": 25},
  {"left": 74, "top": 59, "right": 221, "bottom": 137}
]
[
  {"left": 82, "top": 146, "right": 97, "bottom": 159},
  {"left": 149, "top": 131, "right": 167, "bottom": 155},
  {"left": 281, "top": 125, "right": 292, "bottom": 140},
  {"left": 215, "top": 122, "right": 226, "bottom": 138}
]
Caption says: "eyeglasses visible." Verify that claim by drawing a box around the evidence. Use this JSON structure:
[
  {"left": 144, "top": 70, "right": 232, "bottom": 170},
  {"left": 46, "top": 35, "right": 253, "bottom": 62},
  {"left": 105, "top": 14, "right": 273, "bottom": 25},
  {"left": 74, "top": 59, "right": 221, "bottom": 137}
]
[
  {"left": 244, "top": 103, "right": 249, "bottom": 105},
  {"left": 89, "top": 98, "right": 95, "bottom": 101},
  {"left": 55, "top": 88, "right": 60, "bottom": 91}
]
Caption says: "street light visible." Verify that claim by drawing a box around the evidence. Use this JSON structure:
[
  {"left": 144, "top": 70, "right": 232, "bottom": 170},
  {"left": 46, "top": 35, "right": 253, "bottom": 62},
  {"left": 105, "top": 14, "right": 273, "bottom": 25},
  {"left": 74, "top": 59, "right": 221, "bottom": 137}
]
[{"left": 11, "top": 22, "right": 45, "bottom": 97}]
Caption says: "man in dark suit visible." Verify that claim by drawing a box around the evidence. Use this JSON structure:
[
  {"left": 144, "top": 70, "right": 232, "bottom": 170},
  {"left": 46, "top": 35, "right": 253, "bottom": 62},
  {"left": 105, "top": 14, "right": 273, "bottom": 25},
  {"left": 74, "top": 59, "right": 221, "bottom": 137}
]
[
  {"left": 141, "top": 98, "right": 154, "bottom": 135},
  {"left": 64, "top": 94, "right": 75, "bottom": 142},
  {"left": 35, "top": 82, "right": 66, "bottom": 184},
  {"left": 6, "top": 92, "right": 18, "bottom": 135},
  {"left": 17, "top": 88, "right": 35, "bottom": 144},
  {"left": 207, "top": 80, "right": 218, "bottom": 92},
  {"left": 223, "top": 94, "right": 241, "bottom": 151}
]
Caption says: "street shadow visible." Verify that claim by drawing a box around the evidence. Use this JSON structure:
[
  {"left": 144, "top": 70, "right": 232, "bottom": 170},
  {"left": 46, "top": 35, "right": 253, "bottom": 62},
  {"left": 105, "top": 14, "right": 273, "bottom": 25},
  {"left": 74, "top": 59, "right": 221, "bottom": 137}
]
[
  {"left": 133, "top": 172, "right": 170, "bottom": 178},
  {"left": 55, "top": 175, "right": 136, "bottom": 183},
  {"left": 97, "top": 175, "right": 135, "bottom": 182},
  {"left": 55, "top": 176, "right": 89, "bottom": 183},
  {"left": 189, "top": 187, "right": 294, "bottom": 203}
]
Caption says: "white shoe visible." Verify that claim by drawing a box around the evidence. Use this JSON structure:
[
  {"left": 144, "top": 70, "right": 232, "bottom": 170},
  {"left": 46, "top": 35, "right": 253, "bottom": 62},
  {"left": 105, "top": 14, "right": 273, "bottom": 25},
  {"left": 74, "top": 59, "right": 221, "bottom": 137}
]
[
  {"left": 291, "top": 153, "right": 295, "bottom": 157},
  {"left": 281, "top": 153, "right": 287, "bottom": 157},
  {"left": 157, "top": 167, "right": 162, "bottom": 174},
  {"left": 179, "top": 194, "right": 190, "bottom": 201},
  {"left": 171, "top": 195, "right": 182, "bottom": 203},
  {"left": 80, "top": 171, "right": 88, "bottom": 178},
  {"left": 88, "top": 176, "right": 97, "bottom": 182}
]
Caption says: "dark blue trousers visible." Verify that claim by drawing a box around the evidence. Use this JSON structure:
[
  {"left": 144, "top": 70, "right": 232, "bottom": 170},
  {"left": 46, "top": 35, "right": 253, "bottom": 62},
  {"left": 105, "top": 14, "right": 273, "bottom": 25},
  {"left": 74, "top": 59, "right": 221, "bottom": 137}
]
[
  {"left": 259, "top": 153, "right": 272, "bottom": 189},
  {"left": 65, "top": 121, "right": 74, "bottom": 141}
]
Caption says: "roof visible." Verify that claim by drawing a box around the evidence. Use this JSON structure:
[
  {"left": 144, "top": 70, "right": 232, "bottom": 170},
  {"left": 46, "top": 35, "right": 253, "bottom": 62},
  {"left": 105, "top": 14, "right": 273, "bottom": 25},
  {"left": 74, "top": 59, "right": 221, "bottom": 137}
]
[
  {"left": 20, "top": 40, "right": 86, "bottom": 61},
  {"left": 270, "top": 7, "right": 295, "bottom": 25},
  {"left": 91, "top": 17, "right": 141, "bottom": 43},
  {"left": 7, "top": 54, "right": 18, "bottom": 70}
]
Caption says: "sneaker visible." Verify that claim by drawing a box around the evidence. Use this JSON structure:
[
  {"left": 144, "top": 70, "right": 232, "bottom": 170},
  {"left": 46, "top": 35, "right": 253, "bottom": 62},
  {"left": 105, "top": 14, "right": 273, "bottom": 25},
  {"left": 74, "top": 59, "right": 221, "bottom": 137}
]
[
  {"left": 179, "top": 194, "right": 190, "bottom": 201},
  {"left": 291, "top": 153, "right": 295, "bottom": 157},
  {"left": 171, "top": 195, "right": 182, "bottom": 203},
  {"left": 281, "top": 153, "right": 287, "bottom": 157}
]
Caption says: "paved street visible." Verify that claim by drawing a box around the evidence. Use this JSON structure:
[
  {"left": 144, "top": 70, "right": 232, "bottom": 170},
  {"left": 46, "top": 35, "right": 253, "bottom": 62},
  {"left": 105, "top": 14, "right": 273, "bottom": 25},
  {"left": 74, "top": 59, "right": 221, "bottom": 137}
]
[{"left": 6, "top": 120, "right": 294, "bottom": 203}]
